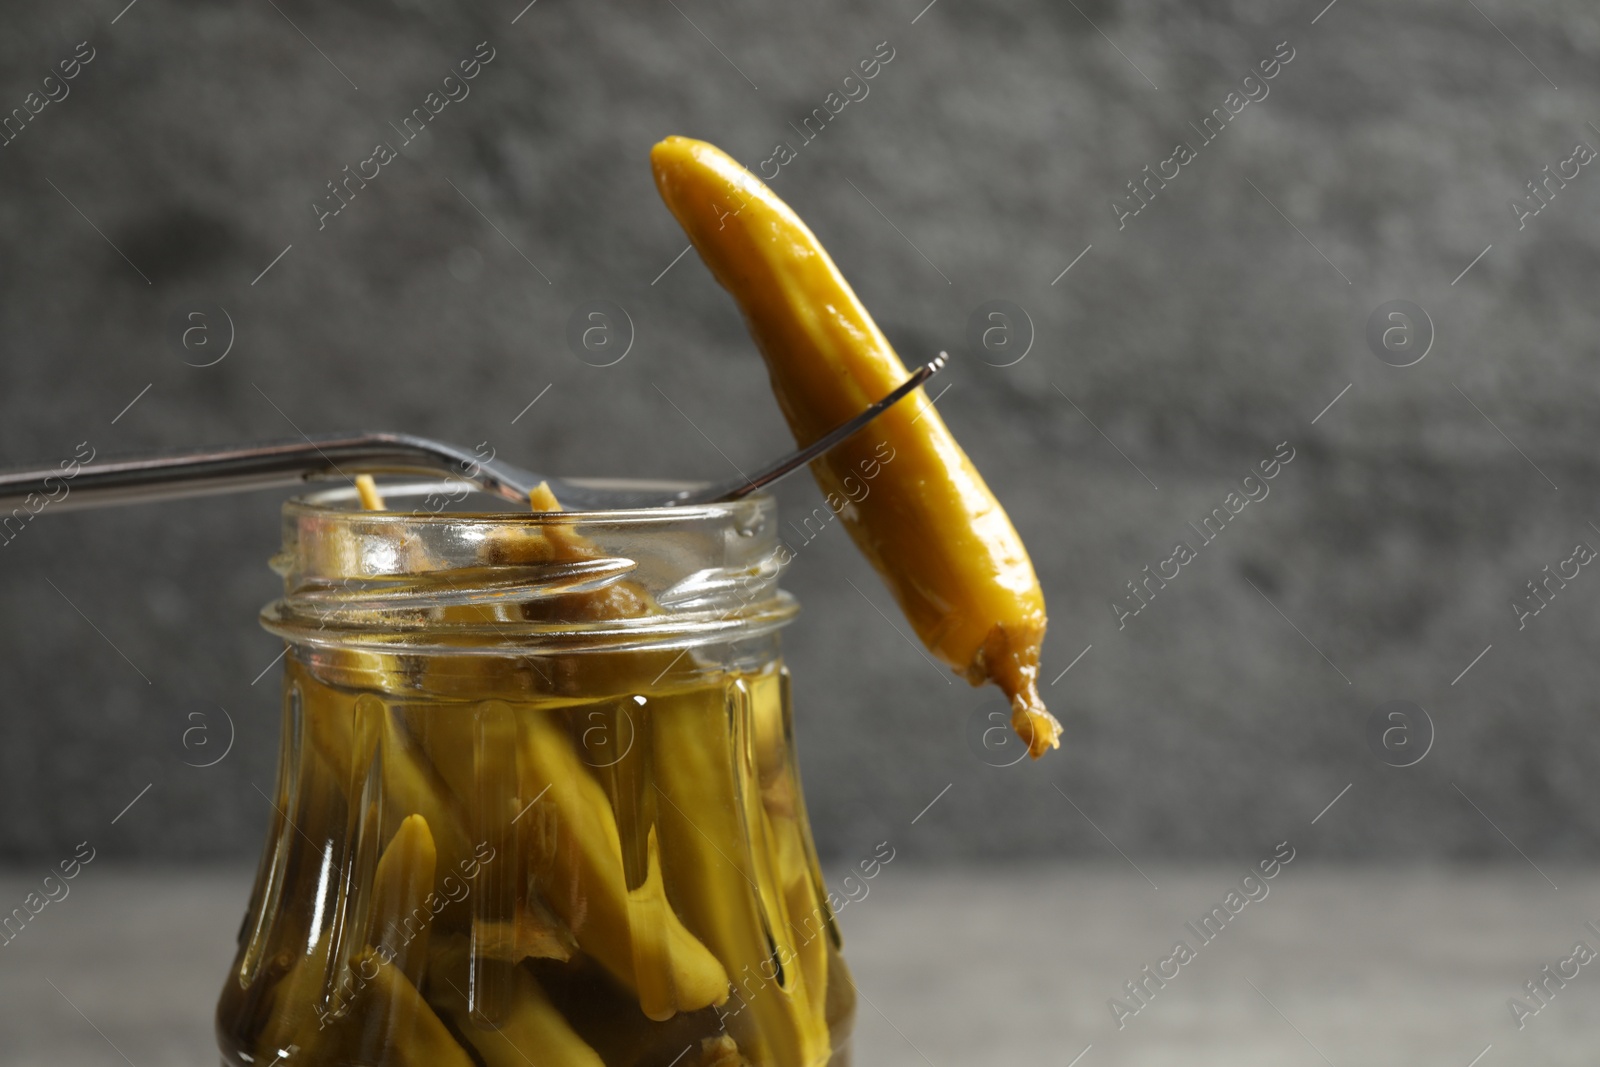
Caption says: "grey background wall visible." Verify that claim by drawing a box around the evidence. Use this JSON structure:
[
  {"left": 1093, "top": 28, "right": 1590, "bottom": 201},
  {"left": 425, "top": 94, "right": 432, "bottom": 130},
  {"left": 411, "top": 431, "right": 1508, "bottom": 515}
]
[{"left": 1, "top": 0, "right": 1597, "bottom": 866}]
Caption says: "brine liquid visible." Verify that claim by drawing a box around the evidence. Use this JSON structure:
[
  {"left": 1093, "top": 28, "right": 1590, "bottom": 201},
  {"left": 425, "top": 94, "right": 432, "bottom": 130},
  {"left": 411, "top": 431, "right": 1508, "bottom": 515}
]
[{"left": 216, "top": 652, "right": 854, "bottom": 1067}]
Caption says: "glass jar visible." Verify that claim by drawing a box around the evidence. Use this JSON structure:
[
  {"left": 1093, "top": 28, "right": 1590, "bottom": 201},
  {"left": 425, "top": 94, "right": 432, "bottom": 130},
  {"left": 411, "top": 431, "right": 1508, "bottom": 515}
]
[{"left": 216, "top": 480, "right": 855, "bottom": 1067}]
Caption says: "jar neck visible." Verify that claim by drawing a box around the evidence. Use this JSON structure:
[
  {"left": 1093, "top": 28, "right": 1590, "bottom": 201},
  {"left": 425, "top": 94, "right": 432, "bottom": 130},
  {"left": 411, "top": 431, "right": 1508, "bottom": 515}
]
[{"left": 262, "top": 479, "right": 796, "bottom": 661}]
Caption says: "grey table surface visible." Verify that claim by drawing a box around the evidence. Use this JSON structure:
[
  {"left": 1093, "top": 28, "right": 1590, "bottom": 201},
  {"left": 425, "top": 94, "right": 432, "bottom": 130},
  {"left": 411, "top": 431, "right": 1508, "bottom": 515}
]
[{"left": 0, "top": 864, "right": 1594, "bottom": 1066}]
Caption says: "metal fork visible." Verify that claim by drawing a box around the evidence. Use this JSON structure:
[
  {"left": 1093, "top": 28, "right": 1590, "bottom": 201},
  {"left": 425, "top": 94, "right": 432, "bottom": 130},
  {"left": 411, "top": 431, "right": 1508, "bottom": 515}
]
[{"left": 0, "top": 354, "right": 946, "bottom": 513}]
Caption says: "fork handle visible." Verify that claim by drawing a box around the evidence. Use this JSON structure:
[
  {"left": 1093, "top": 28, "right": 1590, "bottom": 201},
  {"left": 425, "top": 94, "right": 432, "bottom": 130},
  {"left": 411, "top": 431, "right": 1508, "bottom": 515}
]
[{"left": 0, "top": 433, "right": 535, "bottom": 514}]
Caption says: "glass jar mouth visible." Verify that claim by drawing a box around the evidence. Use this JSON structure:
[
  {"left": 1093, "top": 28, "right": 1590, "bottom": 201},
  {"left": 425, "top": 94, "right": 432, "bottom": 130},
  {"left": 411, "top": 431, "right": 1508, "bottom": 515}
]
[
  {"left": 263, "top": 478, "right": 796, "bottom": 657},
  {"left": 285, "top": 477, "right": 752, "bottom": 524}
]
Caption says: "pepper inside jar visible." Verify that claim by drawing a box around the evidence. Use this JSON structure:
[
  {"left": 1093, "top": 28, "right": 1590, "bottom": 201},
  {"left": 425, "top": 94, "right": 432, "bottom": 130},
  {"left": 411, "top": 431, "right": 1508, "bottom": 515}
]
[{"left": 216, "top": 479, "right": 855, "bottom": 1067}]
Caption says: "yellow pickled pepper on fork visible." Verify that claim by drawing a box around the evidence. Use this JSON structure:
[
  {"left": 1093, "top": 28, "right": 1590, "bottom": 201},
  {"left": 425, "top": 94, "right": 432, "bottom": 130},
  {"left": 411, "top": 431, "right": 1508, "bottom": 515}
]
[{"left": 650, "top": 136, "right": 1060, "bottom": 757}]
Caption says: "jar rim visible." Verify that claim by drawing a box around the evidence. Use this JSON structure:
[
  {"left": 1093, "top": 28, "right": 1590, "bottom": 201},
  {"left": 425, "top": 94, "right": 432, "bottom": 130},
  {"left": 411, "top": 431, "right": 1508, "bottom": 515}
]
[
  {"left": 286, "top": 477, "right": 763, "bottom": 525},
  {"left": 264, "top": 478, "right": 796, "bottom": 659}
]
